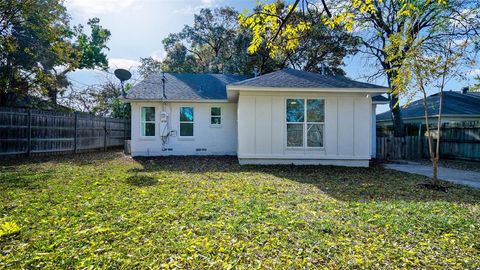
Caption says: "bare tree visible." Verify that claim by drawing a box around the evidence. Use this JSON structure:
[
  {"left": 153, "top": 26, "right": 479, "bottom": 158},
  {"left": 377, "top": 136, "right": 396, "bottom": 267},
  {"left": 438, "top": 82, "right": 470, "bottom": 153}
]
[{"left": 388, "top": 25, "right": 471, "bottom": 186}]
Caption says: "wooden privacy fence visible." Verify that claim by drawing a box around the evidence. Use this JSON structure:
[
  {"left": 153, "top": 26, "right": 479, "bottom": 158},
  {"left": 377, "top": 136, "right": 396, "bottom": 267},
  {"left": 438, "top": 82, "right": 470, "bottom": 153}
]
[
  {"left": 377, "top": 126, "right": 480, "bottom": 161},
  {"left": 0, "top": 107, "right": 131, "bottom": 156}
]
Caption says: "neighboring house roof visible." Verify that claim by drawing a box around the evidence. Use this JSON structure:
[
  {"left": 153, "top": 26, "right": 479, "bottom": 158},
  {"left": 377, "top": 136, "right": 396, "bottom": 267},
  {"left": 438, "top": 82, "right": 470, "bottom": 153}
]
[
  {"left": 465, "top": 91, "right": 480, "bottom": 98},
  {"left": 125, "top": 73, "right": 250, "bottom": 100},
  {"left": 377, "top": 91, "right": 480, "bottom": 122},
  {"left": 373, "top": 95, "right": 389, "bottom": 104},
  {"left": 230, "top": 68, "right": 388, "bottom": 89}
]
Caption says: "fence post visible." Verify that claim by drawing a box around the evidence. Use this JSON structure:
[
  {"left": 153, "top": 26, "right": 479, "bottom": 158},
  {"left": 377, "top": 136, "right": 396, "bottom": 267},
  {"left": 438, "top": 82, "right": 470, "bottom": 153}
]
[
  {"left": 74, "top": 112, "right": 78, "bottom": 154},
  {"left": 104, "top": 118, "right": 108, "bottom": 152},
  {"left": 123, "top": 119, "right": 127, "bottom": 141},
  {"left": 418, "top": 123, "right": 423, "bottom": 159},
  {"left": 27, "top": 109, "right": 32, "bottom": 157}
]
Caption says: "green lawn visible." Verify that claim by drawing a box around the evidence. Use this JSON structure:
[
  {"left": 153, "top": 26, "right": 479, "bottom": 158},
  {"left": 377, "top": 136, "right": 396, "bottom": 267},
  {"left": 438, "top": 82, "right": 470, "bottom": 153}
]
[{"left": 1, "top": 152, "right": 479, "bottom": 269}]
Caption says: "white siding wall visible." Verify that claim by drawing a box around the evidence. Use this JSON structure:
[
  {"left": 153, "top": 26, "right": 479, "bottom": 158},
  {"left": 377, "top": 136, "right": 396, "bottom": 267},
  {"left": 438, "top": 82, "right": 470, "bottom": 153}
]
[
  {"left": 237, "top": 91, "right": 372, "bottom": 166},
  {"left": 130, "top": 101, "right": 237, "bottom": 156}
]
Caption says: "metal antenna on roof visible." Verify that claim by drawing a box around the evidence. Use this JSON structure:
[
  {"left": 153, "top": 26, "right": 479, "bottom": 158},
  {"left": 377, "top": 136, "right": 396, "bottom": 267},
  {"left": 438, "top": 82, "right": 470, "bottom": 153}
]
[{"left": 161, "top": 72, "right": 167, "bottom": 99}]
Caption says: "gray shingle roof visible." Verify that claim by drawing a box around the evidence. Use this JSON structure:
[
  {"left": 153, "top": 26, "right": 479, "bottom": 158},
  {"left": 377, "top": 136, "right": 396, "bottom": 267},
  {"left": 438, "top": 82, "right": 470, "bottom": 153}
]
[
  {"left": 126, "top": 73, "right": 250, "bottom": 100},
  {"left": 230, "top": 68, "right": 388, "bottom": 89},
  {"left": 377, "top": 91, "right": 480, "bottom": 121},
  {"left": 373, "top": 95, "right": 389, "bottom": 103}
]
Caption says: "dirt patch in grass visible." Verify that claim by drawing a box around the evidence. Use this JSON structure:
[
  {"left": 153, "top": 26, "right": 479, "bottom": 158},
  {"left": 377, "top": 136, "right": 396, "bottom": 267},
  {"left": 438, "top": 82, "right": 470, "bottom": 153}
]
[{"left": 1, "top": 151, "right": 479, "bottom": 269}]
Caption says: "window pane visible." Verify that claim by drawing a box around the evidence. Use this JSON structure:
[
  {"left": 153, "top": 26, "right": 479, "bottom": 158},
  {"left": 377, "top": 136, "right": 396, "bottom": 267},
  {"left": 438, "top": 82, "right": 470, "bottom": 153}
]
[
  {"left": 286, "top": 99, "right": 304, "bottom": 122},
  {"left": 180, "top": 107, "right": 194, "bottom": 122},
  {"left": 180, "top": 123, "right": 193, "bottom": 136},
  {"left": 287, "top": 124, "right": 303, "bottom": 147},
  {"left": 211, "top": 116, "right": 221, "bottom": 125},
  {"left": 142, "top": 123, "right": 155, "bottom": 136},
  {"left": 211, "top": 107, "right": 221, "bottom": 116},
  {"left": 307, "top": 99, "right": 324, "bottom": 122},
  {"left": 141, "top": 107, "right": 155, "bottom": 121},
  {"left": 307, "top": 124, "right": 323, "bottom": 147}
]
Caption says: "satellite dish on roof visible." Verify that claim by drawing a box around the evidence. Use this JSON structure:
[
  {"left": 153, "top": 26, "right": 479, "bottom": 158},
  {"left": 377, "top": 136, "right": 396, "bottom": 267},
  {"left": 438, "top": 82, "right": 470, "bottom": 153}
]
[
  {"left": 114, "top": 69, "right": 132, "bottom": 98},
  {"left": 114, "top": 69, "right": 132, "bottom": 82}
]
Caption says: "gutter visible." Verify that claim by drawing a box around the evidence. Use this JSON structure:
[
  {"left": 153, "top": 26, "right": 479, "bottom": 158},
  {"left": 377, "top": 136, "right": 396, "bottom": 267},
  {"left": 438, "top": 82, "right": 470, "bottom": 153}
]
[
  {"left": 120, "top": 98, "right": 231, "bottom": 103},
  {"left": 226, "top": 85, "right": 389, "bottom": 93}
]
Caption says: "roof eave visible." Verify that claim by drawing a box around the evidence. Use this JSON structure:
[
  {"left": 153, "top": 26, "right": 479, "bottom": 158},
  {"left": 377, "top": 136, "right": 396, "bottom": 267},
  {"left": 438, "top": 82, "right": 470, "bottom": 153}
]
[
  {"left": 226, "top": 85, "right": 389, "bottom": 102},
  {"left": 227, "top": 85, "right": 389, "bottom": 93},
  {"left": 120, "top": 98, "right": 230, "bottom": 103}
]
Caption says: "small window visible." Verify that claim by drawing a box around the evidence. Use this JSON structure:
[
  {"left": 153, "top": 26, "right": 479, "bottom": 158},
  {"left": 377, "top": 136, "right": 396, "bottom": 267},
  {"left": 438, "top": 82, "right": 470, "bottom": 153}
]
[
  {"left": 141, "top": 107, "right": 155, "bottom": 137},
  {"left": 180, "top": 107, "right": 194, "bottom": 136},
  {"left": 210, "top": 107, "right": 221, "bottom": 125}
]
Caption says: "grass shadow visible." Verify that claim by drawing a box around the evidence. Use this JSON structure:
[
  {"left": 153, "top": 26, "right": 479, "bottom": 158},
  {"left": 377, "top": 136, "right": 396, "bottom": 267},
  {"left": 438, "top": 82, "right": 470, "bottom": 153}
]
[
  {"left": 0, "top": 167, "right": 53, "bottom": 190},
  {"left": 0, "top": 150, "right": 126, "bottom": 167},
  {"left": 125, "top": 174, "right": 158, "bottom": 187},
  {"left": 132, "top": 156, "right": 480, "bottom": 204}
]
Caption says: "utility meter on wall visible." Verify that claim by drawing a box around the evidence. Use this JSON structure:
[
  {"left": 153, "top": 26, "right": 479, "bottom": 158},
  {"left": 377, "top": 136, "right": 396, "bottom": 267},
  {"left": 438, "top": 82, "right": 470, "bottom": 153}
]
[
  {"left": 160, "top": 112, "right": 169, "bottom": 137},
  {"left": 160, "top": 112, "right": 168, "bottom": 122}
]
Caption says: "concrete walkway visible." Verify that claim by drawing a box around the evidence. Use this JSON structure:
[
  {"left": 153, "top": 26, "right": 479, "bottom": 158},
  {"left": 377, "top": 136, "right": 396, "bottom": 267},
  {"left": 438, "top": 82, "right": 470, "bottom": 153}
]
[{"left": 384, "top": 163, "right": 480, "bottom": 189}]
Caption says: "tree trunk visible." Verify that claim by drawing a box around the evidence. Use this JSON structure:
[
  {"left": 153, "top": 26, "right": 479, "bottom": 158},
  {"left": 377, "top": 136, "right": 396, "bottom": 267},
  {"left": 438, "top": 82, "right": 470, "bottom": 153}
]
[
  {"left": 387, "top": 74, "right": 405, "bottom": 137},
  {"left": 432, "top": 158, "right": 439, "bottom": 186},
  {"left": 0, "top": 92, "right": 18, "bottom": 107},
  {"left": 390, "top": 96, "right": 405, "bottom": 137},
  {"left": 47, "top": 87, "right": 58, "bottom": 105},
  {"left": 0, "top": 92, "right": 6, "bottom": 107}
]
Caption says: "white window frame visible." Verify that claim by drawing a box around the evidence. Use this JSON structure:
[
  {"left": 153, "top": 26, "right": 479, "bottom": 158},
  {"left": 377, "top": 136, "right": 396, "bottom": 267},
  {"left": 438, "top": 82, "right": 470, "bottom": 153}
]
[
  {"left": 140, "top": 106, "right": 156, "bottom": 138},
  {"left": 210, "top": 106, "right": 222, "bottom": 127},
  {"left": 285, "top": 98, "right": 325, "bottom": 149},
  {"left": 179, "top": 106, "right": 194, "bottom": 137}
]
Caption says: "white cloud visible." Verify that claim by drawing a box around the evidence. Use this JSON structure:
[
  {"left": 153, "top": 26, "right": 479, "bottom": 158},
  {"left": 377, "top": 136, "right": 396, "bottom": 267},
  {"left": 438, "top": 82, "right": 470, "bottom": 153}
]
[
  {"left": 468, "top": 69, "right": 480, "bottom": 77},
  {"left": 150, "top": 49, "right": 166, "bottom": 61},
  {"left": 453, "top": 38, "right": 468, "bottom": 46},
  {"left": 108, "top": 58, "right": 141, "bottom": 70},
  {"left": 66, "top": 0, "right": 139, "bottom": 16},
  {"left": 174, "top": 0, "right": 219, "bottom": 14},
  {"left": 201, "top": 0, "right": 216, "bottom": 4}
]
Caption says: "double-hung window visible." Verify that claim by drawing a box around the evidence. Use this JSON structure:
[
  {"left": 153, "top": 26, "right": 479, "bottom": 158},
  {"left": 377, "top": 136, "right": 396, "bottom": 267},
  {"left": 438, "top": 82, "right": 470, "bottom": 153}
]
[
  {"left": 180, "top": 107, "right": 194, "bottom": 137},
  {"left": 141, "top": 107, "right": 155, "bottom": 137},
  {"left": 286, "top": 98, "right": 324, "bottom": 148},
  {"left": 210, "top": 107, "right": 221, "bottom": 126}
]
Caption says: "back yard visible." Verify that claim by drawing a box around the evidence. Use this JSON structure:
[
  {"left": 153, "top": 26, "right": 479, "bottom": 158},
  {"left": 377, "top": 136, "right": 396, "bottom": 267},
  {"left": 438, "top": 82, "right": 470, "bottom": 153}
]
[{"left": 1, "top": 152, "right": 479, "bottom": 269}]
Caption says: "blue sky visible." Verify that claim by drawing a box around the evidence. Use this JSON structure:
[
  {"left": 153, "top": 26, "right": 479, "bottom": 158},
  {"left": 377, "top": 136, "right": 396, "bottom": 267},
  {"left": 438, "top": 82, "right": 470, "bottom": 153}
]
[{"left": 65, "top": 0, "right": 479, "bottom": 113}]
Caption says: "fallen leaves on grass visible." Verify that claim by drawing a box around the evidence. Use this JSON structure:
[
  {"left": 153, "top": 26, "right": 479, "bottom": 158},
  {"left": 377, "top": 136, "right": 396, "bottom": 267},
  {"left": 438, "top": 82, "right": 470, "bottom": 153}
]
[{"left": 0, "top": 152, "right": 479, "bottom": 269}]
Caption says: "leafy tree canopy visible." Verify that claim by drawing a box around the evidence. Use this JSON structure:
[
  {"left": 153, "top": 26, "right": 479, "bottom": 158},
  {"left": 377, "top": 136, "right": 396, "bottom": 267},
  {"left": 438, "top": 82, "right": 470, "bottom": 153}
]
[
  {"left": 473, "top": 76, "right": 480, "bottom": 91},
  {"left": 140, "top": 6, "right": 358, "bottom": 76},
  {"left": 239, "top": 0, "right": 480, "bottom": 136},
  {"left": 0, "top": 0, "right": 111, "bottom": 106}
]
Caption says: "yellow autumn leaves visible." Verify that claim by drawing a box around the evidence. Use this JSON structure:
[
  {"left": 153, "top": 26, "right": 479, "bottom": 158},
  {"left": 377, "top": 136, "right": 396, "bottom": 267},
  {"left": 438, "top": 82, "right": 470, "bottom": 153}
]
[
  {"left": 240, "top": 0, "right": 450, "bottom": 57},
  {"left": 238, "top": 2, "right": 310, "bottom": 58},
  {"left": 0, "top": 221, "right": 20, "bottom": 237}
]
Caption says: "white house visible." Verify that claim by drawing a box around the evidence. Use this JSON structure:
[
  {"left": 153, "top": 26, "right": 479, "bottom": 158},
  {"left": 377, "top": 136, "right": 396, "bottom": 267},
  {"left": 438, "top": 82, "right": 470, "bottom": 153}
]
[{"left": 123, "top": 69, "right": 388, "bottom": 167}]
